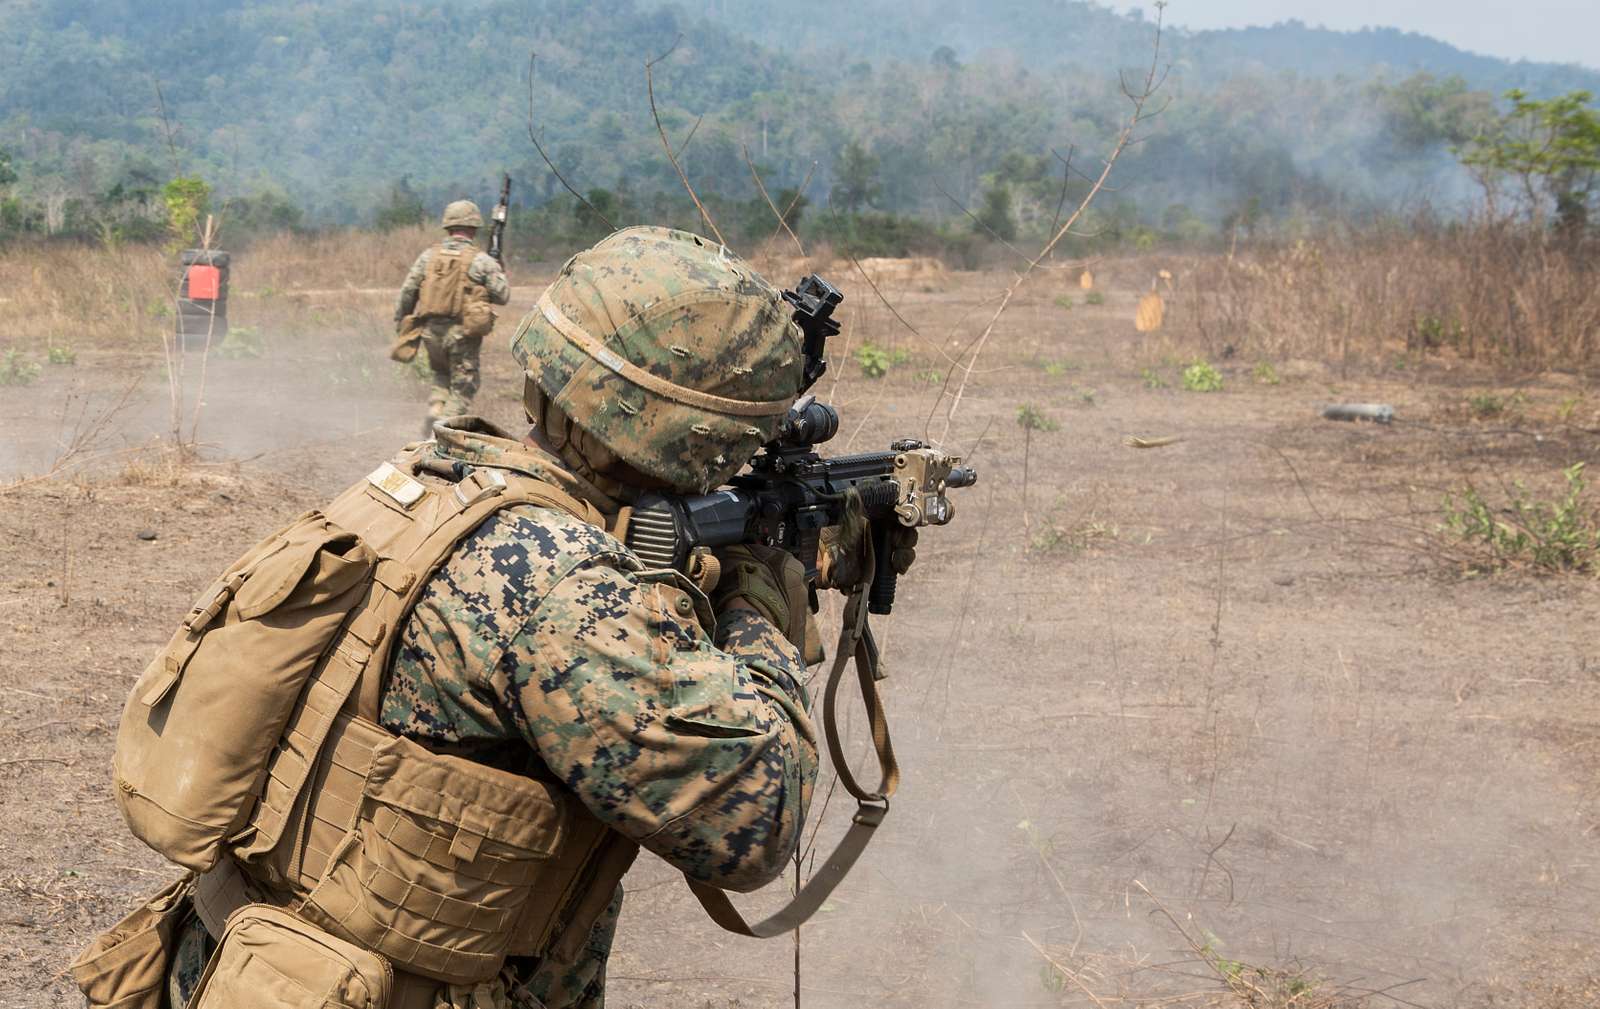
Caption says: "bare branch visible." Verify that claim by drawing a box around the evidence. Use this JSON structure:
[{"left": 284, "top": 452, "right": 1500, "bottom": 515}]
[
  {"left": 1048, "top": 145, "right": 1076, "bottom": 237},
  {"left": 743, "top": 143, "right": 805, "bottom": 257},
  {"left": 932, "top": 178, "right": 1038, "bottom": 268},
  {"left": 767, "top": 161, "right": 816, "bottom": 249},
  {"left": 675, "top": 114, "right": 704, "bottom": 160},
  {"left": 935, "top": 4, "right": 1170, "bottom": 439},
  {"left": 646, "top": 37, "right": 725, "bottom": 244},
  {"left": 525, "top": 53, "right": 614, "bottom": 230},
  {"left": 151, "top": 78, "right": 180, "bottom": 171}
]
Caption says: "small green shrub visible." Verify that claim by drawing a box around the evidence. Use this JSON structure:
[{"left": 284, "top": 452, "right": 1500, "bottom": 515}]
[
  {"left": 0, "top": 349, "right": 41, "bottom": 385},
  {"left": 1052, "top": 294, "right": 1074, "bottom": 311},
  {"left": 218, "top": 326, "right": 265, "bottom": 359},
  {"left": 855, "top": 342, "right": 911, "bottom": 378},
  {"left": 1141, "top": 367, "right": 1168, "bottom": 389},
  {"left": 1442, "top": 462, "right": 1600, "bottom": 572},
  {"left": 1084, "top": 290, "right": 1105, "bottom": 306},
  {"left": 1182, "top": 360, "right": 1223, "bottom": 393},
  {"left": 46, "top": 344, "right": 77, "bottom": 366},
  {"left": 914, "top": 368, "right": 943, "bottom": 385},
  {"left": 1040, "top": 358, "right": 1078, "bottom": 377},
  {"left": 1251, "top": 361, "right": 1279, "bottom": 385},
  {"left": 1075, "top": 386, "right": 1098, "bottom": 406},
  {"left": 1015, "top": 402, "right": 1060, "bottom": 432}
]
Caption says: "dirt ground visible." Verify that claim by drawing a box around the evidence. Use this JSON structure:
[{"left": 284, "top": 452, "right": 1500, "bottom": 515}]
[{"left": 1, "top": 264, "right": 1597, "bottom": 1008}]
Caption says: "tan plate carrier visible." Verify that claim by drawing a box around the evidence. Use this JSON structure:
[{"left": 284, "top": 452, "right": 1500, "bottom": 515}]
[{"left": 116, "top": 445, "right": 638, "bottom": 1004}]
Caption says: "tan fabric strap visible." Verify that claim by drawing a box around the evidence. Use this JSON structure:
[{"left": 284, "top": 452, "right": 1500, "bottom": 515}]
[
  {"left": 536, "top": 293, "right": 792, "bottom": 418},
  {"left": 687, "top": 539, "right": 898, "bottom": 938}
]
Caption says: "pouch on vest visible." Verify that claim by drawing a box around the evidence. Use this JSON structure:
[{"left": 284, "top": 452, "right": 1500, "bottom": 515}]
[
  {"left": 114, "top": 511, "right": 378, "bottom": 872},
  {"left": 460, "top": 284, "right": 495, "bottom": 339},
  {"left": 414, "top": 247, "right": 471, "bottom": 321},
  {"left": 297, "top": 730, "right": 576, "bottom": 985},
  {"left": 70, "top": 874, "right": 195, "bottom": 1009},
  {"left": 188, "top": 904, "right": 393, "bottom": 1009}
]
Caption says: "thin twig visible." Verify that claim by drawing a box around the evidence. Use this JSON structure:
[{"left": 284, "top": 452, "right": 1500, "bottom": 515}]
[
  {"left": 932, "top": 178, "right": 1038, "bottom": 267},
  {"left": 646, "top": 37, "right": 725, "bottom": 244},
  {"left": 525, "top": 53, "right": 614, "bottom": 230},
  {"left": 744, "top": 144, "right": 805, "bottom": 257},
  {"left": 937, "top": 8, "right": 1170, "bottom": 440},
  {"left": 768, "top": 162, "right": 817, "bottom": 250}
]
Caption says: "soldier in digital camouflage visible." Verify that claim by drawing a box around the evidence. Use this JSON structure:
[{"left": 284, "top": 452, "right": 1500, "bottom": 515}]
[
  {"left": 165, "top": 226, "right": 821, "bottom": 1009},
  {"left": 394, "top": 199, "right": 512, "bottom": 427}
]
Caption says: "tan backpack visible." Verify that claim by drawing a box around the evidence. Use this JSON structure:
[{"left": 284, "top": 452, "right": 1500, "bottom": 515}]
[{"left": 113, "top": 449, "right": 602, "bottom": 875}]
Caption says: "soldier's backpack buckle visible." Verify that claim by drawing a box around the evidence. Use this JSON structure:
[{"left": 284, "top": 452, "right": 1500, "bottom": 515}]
[{"left": 453, "top": 468, "right": 507, "bottom": 508}]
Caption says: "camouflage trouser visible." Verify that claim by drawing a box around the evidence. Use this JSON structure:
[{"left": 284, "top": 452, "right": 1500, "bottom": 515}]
[
  {"left": 508, "top": 885, "right": 623, "bottom": 1009},
  {"left": 421, "top": 321, "right": 483, "bottom": 419},
  {"left": 166, "top": 911, "right": 215, "bottom": 1008}
]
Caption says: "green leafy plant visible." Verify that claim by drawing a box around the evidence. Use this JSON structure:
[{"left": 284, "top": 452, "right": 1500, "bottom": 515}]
[
  {"left": 218, "top": 326, "right": 265, "bottom": 359},
  {"left": 914, "top": 368, "right": 943, "bottom": 385},
  {"left": 1442, "top": 462, "right": 1600, "bottom": 572},
  {"left": 0, "top": 349, "right": 41, "bottom": 385},
  {"left": 1075, "top": 386, "right": 1098, "bottom": 406},
  {"left": 1084, "top": 290, "right": 1105, "bottom": 306},
  {"left": 854, "top": 342, "right": 911, "bottom": 378},
  {"left": 1182, "top": 359, "right": 1223, "bottom": 392},
  {"left": 1040, "top": 358, "right": 1077, "bottom": 377},
  {"left": 1015, "top": 402, "right": 1060, "bottom": 432},
  {"left": 46, "top": 344, "right": 77, "bottom": 366},
  {"left": 1052, "top": 294, "right": 1074, "bottom": 310},
  {"left": 1251, "top": 360, "right": 1280, "bottom": 385},
  {"left": 1141, "top": 367, "right": 1168, "bottom": 389}
]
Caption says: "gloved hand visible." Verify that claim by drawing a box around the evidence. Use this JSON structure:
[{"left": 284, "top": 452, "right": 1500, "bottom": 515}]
[
  {"left": 711, "top": 544, "right": 809, "bottom": 652},
  {"left": 817, "top": 522, "right": 919, "bottom": 590}
]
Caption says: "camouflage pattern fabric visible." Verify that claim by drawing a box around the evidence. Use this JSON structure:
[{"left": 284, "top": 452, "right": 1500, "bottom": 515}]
[
  {"left": 510, "top": 226, "right": 803, "bottom": 493},
  {"left": 167, "top": 912, "right": 215, "bottom": 1008},
  {"left": 376, "top": 418, "right": 817, "bottom": 1006},
  {"left": 397, "top": 236, "right": 509, "bottom": 418},
  {"left": 421, "top": 323, "right": 483, "bottom": 418}
]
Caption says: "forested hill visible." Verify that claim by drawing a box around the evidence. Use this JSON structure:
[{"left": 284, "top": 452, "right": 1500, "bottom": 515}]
[
  {"left": 681, "top": 0, "right": 1599, "bottom": 93},
  {"left": 1, "top": 0, "right": 1596, "bottom": 236}
]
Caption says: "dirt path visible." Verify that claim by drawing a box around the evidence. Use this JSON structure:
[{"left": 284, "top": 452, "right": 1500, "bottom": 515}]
[{"left": 1, "top": 275, "right": 1596, "bottom": 1008}]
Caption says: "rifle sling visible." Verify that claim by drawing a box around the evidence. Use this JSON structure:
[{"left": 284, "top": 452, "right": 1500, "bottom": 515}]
[{"left": 687, "top": 544, "right": 899, "bottom": 938}]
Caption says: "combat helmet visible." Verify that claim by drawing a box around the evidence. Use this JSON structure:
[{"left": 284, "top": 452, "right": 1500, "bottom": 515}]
[
  {"left": 441, "top": 199, "right": 484, "bottom": 230},
  {"left": 510, "top": 226, "right": 804, "bottom": 492}
]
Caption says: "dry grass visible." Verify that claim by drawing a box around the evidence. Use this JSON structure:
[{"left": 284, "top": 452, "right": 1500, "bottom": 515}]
[{"left": 1163, "top": 222, "right": 1600, "bottom": 373}]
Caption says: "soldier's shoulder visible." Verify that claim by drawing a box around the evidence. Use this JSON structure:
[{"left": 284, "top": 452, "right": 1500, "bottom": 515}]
[
  {"left": 470, "top": 250, "right": 504, "bottom": 271},
  {"left": 450, "top": 502, "right": 632, "bottom": 593}
]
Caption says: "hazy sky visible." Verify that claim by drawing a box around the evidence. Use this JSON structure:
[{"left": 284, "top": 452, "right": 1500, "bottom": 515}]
[{"left": 1115, "top": 0, "right": 1598, "bottom": 69}]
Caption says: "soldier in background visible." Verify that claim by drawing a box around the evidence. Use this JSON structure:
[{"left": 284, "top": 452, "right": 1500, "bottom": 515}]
[{"left": 394, "top": 199, "right": 511, "bottom": 430}]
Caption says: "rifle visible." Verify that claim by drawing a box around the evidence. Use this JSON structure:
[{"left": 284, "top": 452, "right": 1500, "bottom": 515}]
[
  {"left": 627, "top": 273, "right": 976, "bottom": 938},
  {"left": 624, "top": 274, "right": 975, "bottom": 614},
  {"left": 487, "top": 174, "right": 511, "bottom": 264}
]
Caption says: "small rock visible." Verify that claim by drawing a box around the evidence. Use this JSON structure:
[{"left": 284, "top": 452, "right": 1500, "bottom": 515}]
[
  {"left": 136, "top": 530, "right": 158, "bottom": 542},
  {"left": 1272, "top": 574, "right": 1295, "bottom": 587}
]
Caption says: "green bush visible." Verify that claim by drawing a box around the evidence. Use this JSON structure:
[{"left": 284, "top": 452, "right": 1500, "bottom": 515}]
[
  {"left": 1251, "top": 361, "right": 1280, "bottom": 385},
  {"left": 1443, "top": 463, "right": 1600, "bottom": 572},
  {"left": 47, "top": 344, "right": 77, "bottom": 366},
  {"left": 1084, "top": 291, "right": 1106, "bottom": 306},
  {"left": 1182, "top": 360, "right": 1224, "bottom": 392},
  {"left": 0, "top": 349, "right": 41, "bottom": 385},
  {"left": 855, "top": 342, "right": 911, "bottom": 378},
  {"left": 1015, "top": 402, "right": 1060, "bottom": 432}
]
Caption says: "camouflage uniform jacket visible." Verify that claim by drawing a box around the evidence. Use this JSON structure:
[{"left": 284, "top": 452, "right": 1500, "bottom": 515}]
[
  {"left": 380, "top": 417, "right": 819, "bottom": 1007},
  {"left": 394, "top": 235, "right": 511, "bottom": 323}
]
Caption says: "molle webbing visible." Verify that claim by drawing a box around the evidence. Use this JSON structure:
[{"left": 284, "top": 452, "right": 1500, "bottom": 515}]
[
  {"left": 225, "top": 452, "right": 630, "bottom": 984},
  {"left": 414, "top": 245, "right": 474, "bottom": 321}
]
